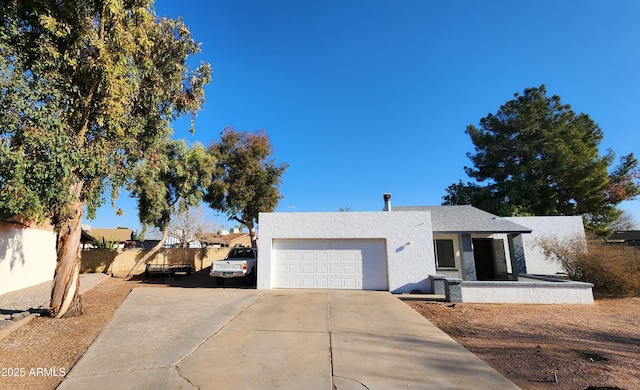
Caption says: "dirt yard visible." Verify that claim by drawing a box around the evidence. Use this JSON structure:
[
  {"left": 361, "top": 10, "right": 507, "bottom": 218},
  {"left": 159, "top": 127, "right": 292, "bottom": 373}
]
[
  {"left": 0, "top": 277, "right": 134, "bottom": 390},
  {"left": 405, "top": 297, "right": 640, "bottom": 390},
  {"left": 0, "top": 270, "right": 638, "bottom": 390}
]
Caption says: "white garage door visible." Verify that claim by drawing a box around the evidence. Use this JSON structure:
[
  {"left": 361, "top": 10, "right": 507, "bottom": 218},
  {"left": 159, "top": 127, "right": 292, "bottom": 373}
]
[{"left": 273, "top": 239, "right": 388, "bottom": 290}]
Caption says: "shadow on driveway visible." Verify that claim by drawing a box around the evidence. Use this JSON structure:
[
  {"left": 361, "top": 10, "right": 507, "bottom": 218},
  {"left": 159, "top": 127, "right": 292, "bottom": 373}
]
[{"left": 130, "top": 266, "right": 255, "bottom": 289}]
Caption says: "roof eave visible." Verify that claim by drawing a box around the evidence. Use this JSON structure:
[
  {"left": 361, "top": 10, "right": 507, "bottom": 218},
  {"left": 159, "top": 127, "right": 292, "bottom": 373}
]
[{"left": 434, "top": 230, "right": 532, "bottom": 235}]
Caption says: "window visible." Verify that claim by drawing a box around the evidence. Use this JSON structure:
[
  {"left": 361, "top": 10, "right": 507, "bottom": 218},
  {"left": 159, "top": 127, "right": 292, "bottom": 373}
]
[
  {"left": 227, "top": 247, "right": 256, "bottom": 259},
  {"left": 435, "top": 239, "right": 455, "bottom": 268}
]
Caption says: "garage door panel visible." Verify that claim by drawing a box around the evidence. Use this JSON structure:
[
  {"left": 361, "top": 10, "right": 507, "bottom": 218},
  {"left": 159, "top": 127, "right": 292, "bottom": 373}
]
[
  {"left": 272, "top": 239, "right": 388, "bottom": 290},
  {"left": 342, "top": 265, "right": 356, "bottom": 274},
  {"left": 330, "top": 278, "right": 345, "bottom": 288},
  {"left": 312, "top": 278, "right": 328, "bottom": 287}
]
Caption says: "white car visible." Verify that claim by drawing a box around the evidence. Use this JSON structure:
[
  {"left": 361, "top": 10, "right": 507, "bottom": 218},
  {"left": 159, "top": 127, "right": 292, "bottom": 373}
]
[{"left": 210, "top": 246, "right": 257, "bottom": 287}]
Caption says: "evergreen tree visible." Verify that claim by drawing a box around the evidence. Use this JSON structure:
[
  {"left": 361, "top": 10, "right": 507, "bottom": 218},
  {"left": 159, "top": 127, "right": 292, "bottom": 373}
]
[{"left": 443, "top": 85, "right": 639, "bottom": 234}]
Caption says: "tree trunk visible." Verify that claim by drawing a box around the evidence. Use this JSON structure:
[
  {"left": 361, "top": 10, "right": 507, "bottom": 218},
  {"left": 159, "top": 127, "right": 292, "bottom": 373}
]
[
  {"left": 249, "top": 226, "right": 257, "bottom": 248},
  {"left": 50, "top": 184, "right": 85, "bottom": 318},
  {"left": 126, "top": 226, "right": 169, "bottom": 278}
]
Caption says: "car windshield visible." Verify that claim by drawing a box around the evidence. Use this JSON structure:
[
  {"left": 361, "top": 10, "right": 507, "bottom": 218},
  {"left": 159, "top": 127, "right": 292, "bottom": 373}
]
[{"left": 227, "top": 248, "right": 255, "bottom": 259}]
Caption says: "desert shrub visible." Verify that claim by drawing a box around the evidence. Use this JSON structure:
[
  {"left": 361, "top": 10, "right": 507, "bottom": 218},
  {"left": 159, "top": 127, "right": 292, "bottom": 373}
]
[
  {"left": 93, "top": 237, "right": 117, "bottom": 251},
  {"left": 536, "top": 234, "right": 640, "bottom": 296}
]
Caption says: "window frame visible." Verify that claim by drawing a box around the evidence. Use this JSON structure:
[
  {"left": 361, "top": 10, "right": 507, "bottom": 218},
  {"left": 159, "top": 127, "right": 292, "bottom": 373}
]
[{"left": 434, "top": 238, "right": 456, "bottom": 269}]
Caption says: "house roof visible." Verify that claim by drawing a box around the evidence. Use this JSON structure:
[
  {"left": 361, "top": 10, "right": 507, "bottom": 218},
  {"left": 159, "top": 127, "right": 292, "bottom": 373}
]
[
  {"left": 607, "top": 230, "right": 640, "bottom": 243},
  {"left": 393, "top": 205, "right": 532, "bottom": 234},
  {"left": 1, "top": 215, "right": 55, "bottom": 231},
  {"left": 86, "top": 228, "right": 133, "bottom": 243},
  {"left": 198, "top": 232, "right": 249, "bottom": 245},
  {"left": 225, "top": 232, "right": 250, "bottom": 242}
]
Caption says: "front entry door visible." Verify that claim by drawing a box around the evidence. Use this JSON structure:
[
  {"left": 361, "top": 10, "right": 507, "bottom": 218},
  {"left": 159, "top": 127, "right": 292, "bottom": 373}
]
[{"left": 472, "top": 239, "right": 495, "bottom": 281}]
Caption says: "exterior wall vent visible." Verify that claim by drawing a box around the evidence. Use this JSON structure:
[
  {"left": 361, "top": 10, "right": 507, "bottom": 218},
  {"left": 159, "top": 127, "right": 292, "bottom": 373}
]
[{"left": 383, "top": 193, "right": 391, "bottom": 212}]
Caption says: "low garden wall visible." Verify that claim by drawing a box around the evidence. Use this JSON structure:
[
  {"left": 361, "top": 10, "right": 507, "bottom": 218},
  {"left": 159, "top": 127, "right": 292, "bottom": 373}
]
[
  {"left": 81, "top": 247, "right": 232, "bottom": 276},
  {"left": 432, "top": 275, "right": 594, "bottom": 304}
]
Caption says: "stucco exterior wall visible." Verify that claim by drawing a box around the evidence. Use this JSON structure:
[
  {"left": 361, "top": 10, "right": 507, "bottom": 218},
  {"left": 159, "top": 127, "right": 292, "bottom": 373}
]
[
  {"left": 459, "top": 281, "right": 594, "bottom": 304},
  {"left": 506, "top": 216, "right": 586, "bottom": 275},
  {"left": 0, "top": 225, "right": 57, "bottom": 295},
  {"left": 257, "top": 211, "right": 435, "bottom": 293}
]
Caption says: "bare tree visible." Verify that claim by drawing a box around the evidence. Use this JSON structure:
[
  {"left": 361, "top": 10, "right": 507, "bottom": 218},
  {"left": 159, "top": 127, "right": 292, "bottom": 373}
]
[
  {"left": 168, "top": 205, "right": 220, "bottom": 247},
  {"left": 609, "top": 211, "right": 639, "bottom": 231}
]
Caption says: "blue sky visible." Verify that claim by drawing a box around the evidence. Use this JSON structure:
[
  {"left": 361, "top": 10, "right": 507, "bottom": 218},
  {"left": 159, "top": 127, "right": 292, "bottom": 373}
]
[{"left": 84, "top": 0, "right": 640, "bottom": 231}]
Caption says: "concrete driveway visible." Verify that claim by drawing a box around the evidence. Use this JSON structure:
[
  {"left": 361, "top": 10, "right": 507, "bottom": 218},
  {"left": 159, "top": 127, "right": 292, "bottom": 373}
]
[{"left": 58, "top": 288, "right": 518, "bottom": 389}]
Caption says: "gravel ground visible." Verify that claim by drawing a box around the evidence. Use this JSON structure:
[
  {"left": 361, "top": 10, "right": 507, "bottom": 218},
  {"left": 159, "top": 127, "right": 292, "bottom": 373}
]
[
  {"left": 0, "top": 274, "right": 109, "bottom": 327},
  {"left": 406, "top": 297, "right": 640, "bottom": 389},
  {"left": 0, "top": 276, "right": 134, "bottom": 390}
]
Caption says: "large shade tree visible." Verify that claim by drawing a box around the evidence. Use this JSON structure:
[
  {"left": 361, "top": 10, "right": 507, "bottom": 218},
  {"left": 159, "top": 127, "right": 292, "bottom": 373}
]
[
  {"left": 205, "top": 127, "right": 288, "bottom": 247},
  {"left": 0, "top": 0, "right": 211, "bottom": 317},
  {"left": 443, "top": 85, "right": 639, "bottom": 235},
  {"left": 126, "top": 140, "right": 215, "bottom": 277}
]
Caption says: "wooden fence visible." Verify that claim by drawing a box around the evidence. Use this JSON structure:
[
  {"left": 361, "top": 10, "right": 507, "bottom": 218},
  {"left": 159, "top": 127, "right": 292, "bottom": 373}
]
[{"left": 81, "top": 247, "right": 233, "bottom": 276}]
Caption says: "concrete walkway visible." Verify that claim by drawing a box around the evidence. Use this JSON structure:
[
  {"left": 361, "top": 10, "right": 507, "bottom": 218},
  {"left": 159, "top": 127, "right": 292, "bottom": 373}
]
[{"left": 58, "top": 288, "right": 518, "bottom": 389}]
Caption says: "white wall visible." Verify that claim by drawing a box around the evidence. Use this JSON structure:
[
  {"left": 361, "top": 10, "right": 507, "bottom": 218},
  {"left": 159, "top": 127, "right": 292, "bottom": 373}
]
[
  {"left": 506, "top": 216, "right": 586, "bottom": 275},
  {"left": 460, "top": 281, "right": 594, "bottom": 304},
  {"left": 0, "top": 226, "right": 57, "bottom": 295},
  {"left": 258, "top": 211, "right": 435, "bottom": 293}
]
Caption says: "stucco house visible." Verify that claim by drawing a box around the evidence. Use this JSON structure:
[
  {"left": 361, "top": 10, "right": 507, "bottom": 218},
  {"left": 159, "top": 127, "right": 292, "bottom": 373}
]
[
  {"left": 82, "top": 227, "right": 133, "bottom": 249},
  {"left": 160, "top": 229, "right": 251, "bottom": 248},
  {"left": 0, "top": 216, "right": 57, "bottom": 295},
  {"left": 257, "top": 194, "right": 592, "bottom": 303},
  {"left": 198, "top": 229, "right": 251, "bottom": 248}
]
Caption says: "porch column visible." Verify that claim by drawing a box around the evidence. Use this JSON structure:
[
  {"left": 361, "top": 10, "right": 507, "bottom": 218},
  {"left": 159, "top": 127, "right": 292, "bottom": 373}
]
[
  {"left": 508, "top": 233, "right": 527, "bottom": 279},
  {"left": 460, "top": 234, "right": 477, "bottom": 281}
]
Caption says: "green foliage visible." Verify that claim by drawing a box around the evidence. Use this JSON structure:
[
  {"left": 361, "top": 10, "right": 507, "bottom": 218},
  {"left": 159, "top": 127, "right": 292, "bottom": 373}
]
[
  {"left": 204, "top": 127, "right": 288, "bottom": 234},
  {"left": 0, "top": 0, "right": 212, "bottom": 229},
  {"left": 93, "top": 237, "right": 117, "bottom": 251},
  {"left": 441, "top": 180, "right": 517, "bottom": 216},
  {"left": 443, "top": 85, "right": 640, "bottom": 235},
  {"left": 0, "top": 0, "right": 211, "bottom": 317},
  {"left": 129, "top": 139, "right": 215, "bottom": 231}
]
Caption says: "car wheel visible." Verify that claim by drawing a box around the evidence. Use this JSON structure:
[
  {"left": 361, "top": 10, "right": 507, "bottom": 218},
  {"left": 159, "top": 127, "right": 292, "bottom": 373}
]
[{"left": 246, "top": 269, "right": 257, "bottom": 287}]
